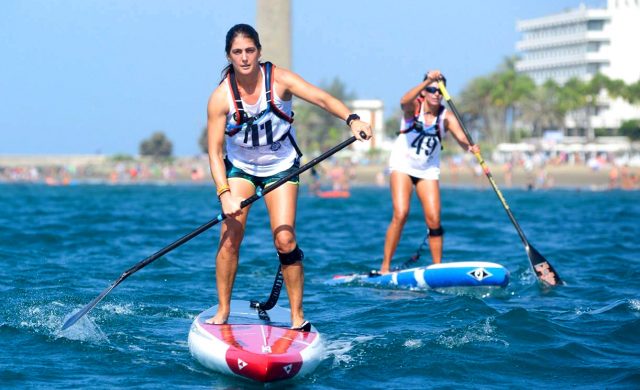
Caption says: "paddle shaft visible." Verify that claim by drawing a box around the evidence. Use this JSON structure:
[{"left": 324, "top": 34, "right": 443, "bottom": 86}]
[
  {"left": 438, "top": 83, "right": 528, "bottom": 245},
  {"left": 438, "top": 81, "right": 562, "bottom": 286},
  {"left": 62, "top": 134, "right": 361, "bottom": 330}
]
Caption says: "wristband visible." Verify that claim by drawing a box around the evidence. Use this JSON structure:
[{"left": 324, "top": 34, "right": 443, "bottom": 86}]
[
  {"left": 216, "top": 185, "right": 230, "bottom": 198},
  {"left": 346, "top": 113, "right": 360, "bottom": 127}
]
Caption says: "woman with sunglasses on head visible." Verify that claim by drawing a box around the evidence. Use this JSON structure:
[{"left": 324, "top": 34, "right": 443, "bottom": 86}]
[
  {"left": 206, "top": 24, "right": 372, "bottom": 329},
  {"left": 379, "top": 70, "right": 479, "bottom": 274}
]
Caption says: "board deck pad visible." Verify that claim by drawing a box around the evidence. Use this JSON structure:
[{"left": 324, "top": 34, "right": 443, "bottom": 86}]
[{"left": 188, "top": 300, "right": 322, "bottom": 382}]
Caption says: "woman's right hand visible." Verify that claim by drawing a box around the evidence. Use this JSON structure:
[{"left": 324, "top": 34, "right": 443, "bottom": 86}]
[
  {"left": 349, "top": 120, "right": 372, "bottom": 141},
  {"left": 219, "top": 192, "right": 243, "bottom": 218}
]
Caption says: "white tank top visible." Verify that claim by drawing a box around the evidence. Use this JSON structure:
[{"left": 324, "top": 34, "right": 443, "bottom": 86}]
[
  {"left": 388, "top": 103, "right": 446, "bottom": 180},
  {"left": 224, "top": 66, "right": 298, "bottom": 177}
]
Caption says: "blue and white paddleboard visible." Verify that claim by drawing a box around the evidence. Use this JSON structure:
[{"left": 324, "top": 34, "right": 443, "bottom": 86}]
[{"left": 329, "top": 261, "right": 509, "bottom": 289}]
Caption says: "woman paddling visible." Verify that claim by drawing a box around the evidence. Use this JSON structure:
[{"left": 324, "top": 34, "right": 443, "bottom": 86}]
[
  {"left": 206, "top": 24, "right": 371, "bottom": 329},
  {"left": 379, "top": 70, "right": 478, "bottom": 274}
]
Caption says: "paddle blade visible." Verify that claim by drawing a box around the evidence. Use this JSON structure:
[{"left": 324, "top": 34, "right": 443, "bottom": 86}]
[
  {"left": 61, "top": 282, "right": 118, "bottom": 330},
  {"left": 526, "top": 244, "right": 563, "bottom": 286}
]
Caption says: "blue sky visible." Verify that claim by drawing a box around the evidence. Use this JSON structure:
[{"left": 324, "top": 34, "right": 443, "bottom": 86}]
[{"left": 0, "top": 0, "right": 606, "bottom": 156}]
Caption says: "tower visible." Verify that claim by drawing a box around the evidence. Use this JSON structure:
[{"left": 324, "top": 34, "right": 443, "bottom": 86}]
[{"left": 256, "top": 0, "right": 292, "bottom": 70}]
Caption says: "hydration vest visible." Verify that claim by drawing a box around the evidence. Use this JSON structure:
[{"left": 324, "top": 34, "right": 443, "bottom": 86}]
[
  {"left": 225, "top": 62, "right": 302, "bottom": 157},
  {"left": 399, "top": 101, "right": 446, "bottom": 155}
]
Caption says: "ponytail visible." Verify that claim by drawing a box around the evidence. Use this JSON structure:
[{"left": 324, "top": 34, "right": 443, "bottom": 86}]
[{"left": 219, "top": 64, "right": 233, "bottom": 85}]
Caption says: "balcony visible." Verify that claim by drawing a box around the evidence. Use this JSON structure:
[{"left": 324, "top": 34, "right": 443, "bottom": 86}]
[
  {"left": 516, "top": 54, "right": 609, "bottom": 72},
  {"left": 517, "top": 8, "right": 609, "bottom": 30},
  {"left": 517, "top": 32, "right": 609, "bottom": 51}
]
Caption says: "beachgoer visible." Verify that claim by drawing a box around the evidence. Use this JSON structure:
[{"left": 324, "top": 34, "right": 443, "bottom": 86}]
[
  {"left": 206, "top": 24, "right": 371, "bottom": 329},
  {"left": 503, "top": 159, "right": 513, "bottom": 188},
  {"left": 379, "top": 70, "right": 479, "bottom": 273},
  {"left": 608, "top": 164, "right": 619, "bottom": 189},
  {"left": 309, "top": 166, "right": 322, "bottom": 194},
  {"left": 329, "top": 162, "right": 347, "bottom": 191}
]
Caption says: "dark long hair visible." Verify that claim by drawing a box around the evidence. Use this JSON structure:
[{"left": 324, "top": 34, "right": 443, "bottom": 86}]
[{"left": 220, "top": 24, "right": 262, "bottom": 84}]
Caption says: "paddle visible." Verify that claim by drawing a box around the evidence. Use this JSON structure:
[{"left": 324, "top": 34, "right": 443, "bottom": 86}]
[
  {"left": 437, "top": 81, "right": 562, "bottom": 287},
  {"left": 61, "top": 133, "right": 364, "bottom": 331}
]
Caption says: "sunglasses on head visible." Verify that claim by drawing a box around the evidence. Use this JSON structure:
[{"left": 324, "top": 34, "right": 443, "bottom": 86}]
[{"left": 425, "top": 86, "right": 442, "bottom": 95}]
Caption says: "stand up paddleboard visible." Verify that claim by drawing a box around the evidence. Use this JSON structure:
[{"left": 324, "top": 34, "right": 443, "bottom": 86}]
[
  {"left": 329, "top": 261, "right": 509, "bottom": 289},
  {"left": 188, "top": 300, "right": 323, "bottom": 383}
]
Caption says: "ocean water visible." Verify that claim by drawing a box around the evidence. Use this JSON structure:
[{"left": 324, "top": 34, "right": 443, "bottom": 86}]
[{"left": 1, "top": 183, "right": 639, "bottom": 389}]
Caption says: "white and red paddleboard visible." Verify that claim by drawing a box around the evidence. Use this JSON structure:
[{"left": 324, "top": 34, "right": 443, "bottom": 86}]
[{"left": 188, "top": 300, "right": 323, "bottom": 382}]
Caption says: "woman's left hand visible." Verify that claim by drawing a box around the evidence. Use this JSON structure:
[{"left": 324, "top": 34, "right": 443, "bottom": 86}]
[{"left": 350, "top": 120, "right": 372, "bottom": 141}]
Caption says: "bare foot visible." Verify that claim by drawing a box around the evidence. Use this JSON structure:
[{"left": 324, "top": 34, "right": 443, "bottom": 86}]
[
  {"left": 291, "top": 319, "right": 306, "bottom": 329},
  {"left": 205, "top": 312, "right": 229, "bottom": 325},
  {"left": 290, "top": 312, "right": 306, "bottom": 330},
  {"left": 290, "top": 320, "right": 310, "bottom": 332}
]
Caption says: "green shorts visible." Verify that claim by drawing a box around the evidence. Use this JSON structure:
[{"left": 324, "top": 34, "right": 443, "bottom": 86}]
[{"left": 225, "top": 158, "right": 300, "bottom": 190}]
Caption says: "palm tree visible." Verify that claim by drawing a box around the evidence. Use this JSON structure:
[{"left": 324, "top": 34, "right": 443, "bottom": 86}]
[
  {"left": 458, "top": 76, "right": 499, "bottom": 143},
  {"left": 519, "top": 80, "right": 566, "bottom": 137},
  {"left": 557, "top": 77, "right": 589, "bottom": 136},
  {"left": 623, "top": 80, "right": 640, "bottom": 103},
  {"left": 490, "top": 57, "right": 536, "bottom": 141}
]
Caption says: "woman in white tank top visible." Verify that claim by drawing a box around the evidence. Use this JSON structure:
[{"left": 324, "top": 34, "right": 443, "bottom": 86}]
[
  {"left": 379, "top": 70, "right": 479, "bottom": 274},
  {"left": 205, "top": 24, "right": 372, "bottom": 330}
]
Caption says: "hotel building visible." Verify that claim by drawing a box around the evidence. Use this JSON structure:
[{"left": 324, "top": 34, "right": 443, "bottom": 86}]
[{"left": 515, "top": 0, "right": 640, "bottom": 137}]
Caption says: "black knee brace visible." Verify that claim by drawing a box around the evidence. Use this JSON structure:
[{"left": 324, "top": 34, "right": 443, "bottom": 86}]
[
  {"left": 278, "top": 245, "right": 304, "bottom": 265},
  {"left": 429, "top": 226, "right": 444, "bottom": 237}
]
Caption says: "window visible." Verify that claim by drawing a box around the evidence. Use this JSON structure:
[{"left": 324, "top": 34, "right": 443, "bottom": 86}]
[
  {"left": 587, "top": 20, "right": 604, "bottom": 31},
  {"left": 587, "top": 42, "right": 600, "bottom": 52}
]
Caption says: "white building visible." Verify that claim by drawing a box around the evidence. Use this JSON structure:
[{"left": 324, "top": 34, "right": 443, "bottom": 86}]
[
  {"left": 515, "top": 0, "right": 640, "bottom": 137},
  {"left": 349, "top": 99, "right": 385, "bottom": 153}
]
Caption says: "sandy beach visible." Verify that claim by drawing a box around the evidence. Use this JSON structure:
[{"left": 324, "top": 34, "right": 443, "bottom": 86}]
[
  {"left": 355, "top": 163, "right": 638, "bottom": 190},
  {"left": 1, "top": 154, "right": 638, "bottom": 190}
]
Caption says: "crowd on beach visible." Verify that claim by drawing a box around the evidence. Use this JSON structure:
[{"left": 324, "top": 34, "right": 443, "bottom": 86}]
[
  {"left": 1, "top": 150, "right": 638, "bottom": 191},
  {"left": 0, "top": 157, "right": 209, "bottom": 186},
  {"left": 484, "top": 148, "right": 640, "bottom": 190}
]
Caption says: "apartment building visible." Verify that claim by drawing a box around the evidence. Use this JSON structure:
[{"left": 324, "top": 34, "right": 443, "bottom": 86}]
[{"left": 515, "top": 0, "right": 640, "bottom": 136}]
